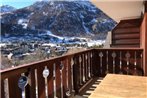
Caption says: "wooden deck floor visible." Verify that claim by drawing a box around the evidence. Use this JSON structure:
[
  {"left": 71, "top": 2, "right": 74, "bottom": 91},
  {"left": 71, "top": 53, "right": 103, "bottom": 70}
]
[
  {"left": 78, "top": 77, "right": 103, "bottom": 98},
  {"left": 89, "top": 74, "right": 147, "bottom": 98}
]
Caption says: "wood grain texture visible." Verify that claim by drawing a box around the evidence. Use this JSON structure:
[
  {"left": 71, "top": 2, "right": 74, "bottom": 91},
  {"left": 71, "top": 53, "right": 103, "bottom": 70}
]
[
  {"left": 89, "top": 74, "right": 147, "bottom": 98},
  {"left": 111, "top": 18, "right": 141, "bottom": 48}
]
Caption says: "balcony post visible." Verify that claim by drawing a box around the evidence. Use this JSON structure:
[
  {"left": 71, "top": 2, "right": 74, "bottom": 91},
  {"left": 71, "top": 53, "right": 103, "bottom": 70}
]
[
  {"left": 140, "top": 13, "right": 147, "bottom": 76},
  {"left": 144, "top": 13, "right": 147, "bottom": 76}
]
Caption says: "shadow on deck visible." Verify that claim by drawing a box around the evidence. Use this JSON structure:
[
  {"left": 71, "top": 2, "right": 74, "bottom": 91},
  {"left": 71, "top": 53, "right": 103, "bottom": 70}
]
[{"left": 75, "top": 77, "right": 103, "bottom": 98}]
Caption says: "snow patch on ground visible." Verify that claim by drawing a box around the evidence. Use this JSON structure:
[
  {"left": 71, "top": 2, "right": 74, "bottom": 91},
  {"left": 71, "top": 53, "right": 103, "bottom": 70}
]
[
  {"left": 43, "top": 12, "right": 48, "bottom": 16},
  {"left": 42, "top": 43, "right": 57, "bottom": 47},
  {"left": 0, "top": 43, "right": 7, "bottom": 47},
  {"left": 90, "top": 18, "right": 98, "bottom": 23},
  {"left": 82, "top": 22, "right": 90, "bottom": 34},
  {"left": 46, "top": 31, "right": 64, "bottom": 40},
  {"left": 18, "top": 19, "right": 28, "bottom": 29},
  {"left": 46, "top": 30, "right": 103, "bottom": 45},
  {"left": 45, "top": 30, "right": 105, "bottom": 47},
  {"left": 87, "top": 40, "right": 105, "bottom": 47}
]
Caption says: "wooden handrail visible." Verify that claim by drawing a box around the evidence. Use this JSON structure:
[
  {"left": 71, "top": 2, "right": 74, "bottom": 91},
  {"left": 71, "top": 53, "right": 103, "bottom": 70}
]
[{"left": 0, "top": 49, "right": 93, "bottom": 73}]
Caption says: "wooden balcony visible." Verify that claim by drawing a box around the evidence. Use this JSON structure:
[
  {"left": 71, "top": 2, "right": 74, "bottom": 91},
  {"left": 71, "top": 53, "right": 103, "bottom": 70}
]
[
  {"left": 1, "top": 8, "right": 147, "bottom": 98},
  {"left": 1, "top": 48, "right": 146, "bottom": 98}
]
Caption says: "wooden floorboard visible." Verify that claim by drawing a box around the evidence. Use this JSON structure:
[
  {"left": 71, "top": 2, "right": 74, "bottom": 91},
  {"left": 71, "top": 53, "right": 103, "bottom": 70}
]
[{"left": 89, "top": 74, "right": 147, "bottom": 98}]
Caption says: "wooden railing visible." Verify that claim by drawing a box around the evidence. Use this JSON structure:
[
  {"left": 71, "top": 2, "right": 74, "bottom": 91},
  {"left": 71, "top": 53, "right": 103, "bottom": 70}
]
[
  {"left": 1, "top": 48, "right": 144, "bottom": 98},
  {"left": 93, "top": 48, "right": 143, "bottom": 77}
]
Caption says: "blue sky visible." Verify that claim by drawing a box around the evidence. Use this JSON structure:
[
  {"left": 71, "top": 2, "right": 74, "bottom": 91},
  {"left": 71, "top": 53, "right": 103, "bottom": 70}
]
[
  {"left": 0, "top": 0, "right": 89, "bottom": 9},
  {"left": 0, "top": 0, "right": 38, "bottom": 9}
]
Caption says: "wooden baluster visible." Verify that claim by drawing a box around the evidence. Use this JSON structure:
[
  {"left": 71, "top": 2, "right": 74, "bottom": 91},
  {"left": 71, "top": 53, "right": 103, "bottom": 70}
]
[
  {"left": 140, "top": 53, "right": 143, "bottom": 75},
  {"left": 134, "top": 51, "right": 137, "bottom": 75},
  {"left": 85, "top": 54, "right": 88, "bottom": 81},
  {"left": 112, "top": 52, "right": 117, "bottom": 73},
  {"left": 82, "top": 54, "right": 86, "bottom": 83},
  {"left": 60, "top": 62, "right": 64, "bottom": 98},
  {"left": 71, "top": 58, "right": 75, "bottom": 93},
  {"left": 42, "top": 66, "right": 50, "bottom": 98},
  {"left": 18, "top": 74, "right": 28, "bottom": 98},
  {"left": 8, "top": 75, "right": 21, "bottom": 98},
  {"left": 88, "top": 52, "right": 91, "bottom": 78},
  {"left": 35, "top": 69, "right": 38, "bottom": 98},
  {"left": 4, "top": 78, "right": 9, "bottom": 98},
  {"left": 90, "top": 53, "right": 93, "bottom": 77},
  {"left": 119, "top": 52, "right": 122, "bottom": 74},
  {"left": 125, "top": 52, "right": 131, "bottom": 75},
  {"left": 1, "top": 80, "right": 4, "bottom": 98},
  {"left": 65, "top": 59, "right": 71, "bottom": 97},
  {"left": 79, "top": 56, "right": 82, "bottom": 85},
  {"left": 53, "top": 64, "right": 57, "bottom": 98},
  {"left": 105, "top": 51, "right": 109, "bottom": 74},
  {"left": 99, "top": 52, "right": 103, "bottom": 75}
]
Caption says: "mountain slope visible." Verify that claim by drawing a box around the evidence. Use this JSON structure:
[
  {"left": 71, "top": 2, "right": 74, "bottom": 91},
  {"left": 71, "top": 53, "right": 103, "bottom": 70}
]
[{"left": 1, "top": 1, "right": 117, "bottom": 41}]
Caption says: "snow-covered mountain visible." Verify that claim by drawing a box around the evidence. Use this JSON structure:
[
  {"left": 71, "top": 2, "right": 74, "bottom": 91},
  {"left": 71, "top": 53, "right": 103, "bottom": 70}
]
[
  {"left": 0, "top": 5, "right": 16, "bottom": 13},
  {"left": 1, "top": 1, "right": 117, "bottom": 42}
]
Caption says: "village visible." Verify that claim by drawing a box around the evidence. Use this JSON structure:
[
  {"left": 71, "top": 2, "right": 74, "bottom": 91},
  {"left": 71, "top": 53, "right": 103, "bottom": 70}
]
[{"left": 1, "top": 41, "right": 104, "bottom": 69}]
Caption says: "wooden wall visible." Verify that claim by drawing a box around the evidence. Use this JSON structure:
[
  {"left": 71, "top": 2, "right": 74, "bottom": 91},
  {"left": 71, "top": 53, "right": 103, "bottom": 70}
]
[{"left": 145, "top": 1, "right": 147, "bottom": 12}]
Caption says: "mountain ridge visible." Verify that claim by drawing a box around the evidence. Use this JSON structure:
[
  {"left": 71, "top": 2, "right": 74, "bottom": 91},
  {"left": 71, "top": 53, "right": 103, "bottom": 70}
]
[{"left": 0, "top": 5, "right": 16, "bottom": 13}]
